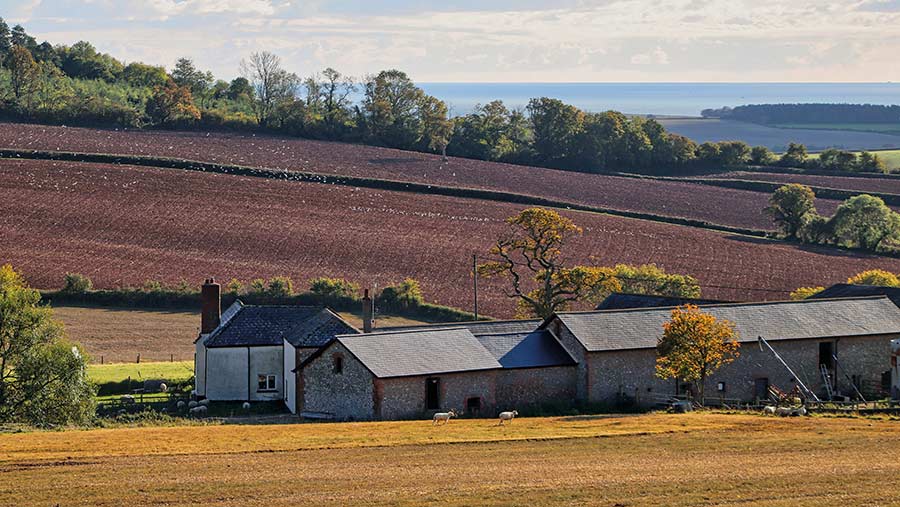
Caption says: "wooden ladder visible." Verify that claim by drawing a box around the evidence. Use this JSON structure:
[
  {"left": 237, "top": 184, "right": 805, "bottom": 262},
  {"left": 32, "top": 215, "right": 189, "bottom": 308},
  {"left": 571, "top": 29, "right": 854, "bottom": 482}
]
[{"left": 820, "top": 364, "right": 834, "bottom": 400}]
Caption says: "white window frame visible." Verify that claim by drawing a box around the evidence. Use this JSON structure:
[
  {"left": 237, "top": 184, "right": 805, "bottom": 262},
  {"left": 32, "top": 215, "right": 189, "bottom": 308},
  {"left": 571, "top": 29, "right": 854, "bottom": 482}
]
[{"left": 258, "top": 374, "right": 277, "bottom": 392}]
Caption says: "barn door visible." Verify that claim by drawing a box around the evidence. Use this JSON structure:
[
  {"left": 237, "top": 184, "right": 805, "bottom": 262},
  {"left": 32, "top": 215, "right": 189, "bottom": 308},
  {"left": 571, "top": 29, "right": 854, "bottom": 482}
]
[{"left": 426, "top": 377, "right": 440, "bottom": 410}]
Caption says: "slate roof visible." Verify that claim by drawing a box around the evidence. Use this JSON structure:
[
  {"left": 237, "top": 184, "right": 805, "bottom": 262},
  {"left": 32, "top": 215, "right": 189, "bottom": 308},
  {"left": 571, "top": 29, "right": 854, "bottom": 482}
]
[
  {"left": 475, "top": 330, "right": 575, "bottom": 369},
  {"left": 378, "top": 319, "right": 541, "bottom": 335},
  {"left": 204, "top": 303, "right": 358, "bottom": 348},
  {"left": 810, "top": 284, "right": 900, "bottom": 307},
  {"left": 548, "top": 296, "right": 900, "bottom": 352},
  {"left": 595, "top": 292, "right": 729, "bottom": 311},
  {"left": 336, "top": 328, "right": 502, "bottom": 378}
]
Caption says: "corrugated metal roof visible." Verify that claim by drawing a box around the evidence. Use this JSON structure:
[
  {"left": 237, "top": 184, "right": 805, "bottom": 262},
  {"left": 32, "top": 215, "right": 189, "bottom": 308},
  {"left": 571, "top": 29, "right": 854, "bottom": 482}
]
[
  {"left": 475, "top": 330, "right": 575, "bottom": 368},
  {"left": 595, "top": 293, "right": 729, "bottom": 310},
  {"left": 337, "top": 328, "right": 502, "bottom": 378},
  {"left": 205, "top": 305, "right": 358, "bottom": 348},
  {"left": 552, "top": 296, "right": 900, "bottom": 352}
]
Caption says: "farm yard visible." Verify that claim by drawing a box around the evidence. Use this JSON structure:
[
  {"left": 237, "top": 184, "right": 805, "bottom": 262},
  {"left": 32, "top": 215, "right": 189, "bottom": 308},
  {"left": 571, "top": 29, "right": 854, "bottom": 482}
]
[
  {"left": 0, "top": 122, "right": 847, "bottom": 232},
  {"left": 5, "top": 158, "right": 900, "bottom": 317},
  {"left": 3, "top": 413, "right": 900, "bottom": 506}
]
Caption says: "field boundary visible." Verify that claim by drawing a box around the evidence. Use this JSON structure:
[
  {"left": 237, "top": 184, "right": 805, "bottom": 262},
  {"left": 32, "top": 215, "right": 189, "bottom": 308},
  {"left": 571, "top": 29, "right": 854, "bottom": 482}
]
[{"left": 0, "top": 148, "right": 771, "bottom": 238}]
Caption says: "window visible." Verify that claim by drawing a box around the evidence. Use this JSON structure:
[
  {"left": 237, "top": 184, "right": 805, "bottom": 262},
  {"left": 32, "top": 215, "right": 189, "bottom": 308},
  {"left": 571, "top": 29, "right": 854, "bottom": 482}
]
[
  {"left": 426, "top": 377, "right": 440, "bottom": 410},
  {"left": 258, "top": 374, "right": 276, "bottom": 392},
  {"left": 716, "top": 381, "right": 726, "bottom": 392},
  {"left": 819, "top": 342, "right": 835, "bottom": 369},
  {"left": 333, "top": 355, "right": 344, "bottom": 374}
]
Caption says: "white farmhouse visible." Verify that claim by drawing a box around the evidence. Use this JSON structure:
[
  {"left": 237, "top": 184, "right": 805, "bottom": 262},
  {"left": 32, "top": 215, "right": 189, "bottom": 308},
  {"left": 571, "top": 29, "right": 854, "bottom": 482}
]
[{"left": 194, "top": 279, "right": 359, "bottom": 406}]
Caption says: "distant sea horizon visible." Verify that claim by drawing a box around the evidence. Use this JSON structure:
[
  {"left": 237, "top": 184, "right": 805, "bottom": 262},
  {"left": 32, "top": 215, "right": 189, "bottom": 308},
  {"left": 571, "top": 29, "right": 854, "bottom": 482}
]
[{"left": 418, "top": 83, "right": 900, "bottom": 117}]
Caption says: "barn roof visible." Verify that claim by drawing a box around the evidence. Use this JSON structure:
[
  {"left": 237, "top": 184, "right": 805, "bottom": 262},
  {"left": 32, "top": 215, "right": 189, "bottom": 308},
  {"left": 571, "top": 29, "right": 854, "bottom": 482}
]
[
  {"left": 595, "top": 292, "right": 729, "bottom": 311},
  {"left": 475, "top": 330, "right": 575, "bottom": 369},
  {"left": 204, "top": 303, "right": 358, "bottom": 348},
  {"left": 336, "top": 328, "right": 502, "bottom": 378},
  {"left": 810, "top": 284, "right": 900, "bottom": 307},
  {"left": 548, "top": 296, "right": 900, "bottom": 352},
  {"left": 378, "top": 319, "right": 541, "bottom": 335}
]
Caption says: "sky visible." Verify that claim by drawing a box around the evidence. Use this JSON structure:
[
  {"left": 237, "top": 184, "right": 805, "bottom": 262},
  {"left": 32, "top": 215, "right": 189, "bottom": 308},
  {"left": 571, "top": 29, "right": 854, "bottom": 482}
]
[{"left": 2, "top": 0, "right": 900, "bottom": 82}]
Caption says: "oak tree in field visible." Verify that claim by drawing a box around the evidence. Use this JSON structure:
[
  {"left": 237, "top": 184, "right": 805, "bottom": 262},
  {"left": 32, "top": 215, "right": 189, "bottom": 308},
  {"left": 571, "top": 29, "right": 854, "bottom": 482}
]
[
  {"left": 0, "top": 264, "right": 94, "bottom": 426},
  {"left": 779, "top": 142, "right": 808, "bottom": 168},
  {"left": 765, "top": 184, "right": 817, "bottom": 239},
  {"left": 655, "top": 305, "right": 739, "bottom": 404},
  {"left": 831, "top": 194, "right": 900, "bottom": 251}
]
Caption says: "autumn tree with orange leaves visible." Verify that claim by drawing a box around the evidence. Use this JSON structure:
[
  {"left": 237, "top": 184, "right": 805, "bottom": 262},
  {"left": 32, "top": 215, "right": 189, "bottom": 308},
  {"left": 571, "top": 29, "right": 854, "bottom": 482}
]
[{"left": 656, "top": 305, "right": 739, "bottom": 404}]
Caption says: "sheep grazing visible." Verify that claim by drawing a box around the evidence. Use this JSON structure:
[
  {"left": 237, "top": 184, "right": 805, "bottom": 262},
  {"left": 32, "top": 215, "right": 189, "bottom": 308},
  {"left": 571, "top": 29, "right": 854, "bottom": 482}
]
[
  {"left": 189, "top": 405, "right": 208, "bottom": 417},
  {"left": 120, "top": 394, "right": 135, "bottom": 404},
  {"left": 176, "top": 400, "right": 186, "bottom": 410},
  {"left": 242, "top": 402, "right": 251, "bottom": 411},
  {"left": 762, "top": 405, "right": 776, "bottom": 416},
  {"left": 497, "top": 410, "right": 519, "bottom": 425},
  {"left": 775, "top": 406, "right": 794, "bottom": 417},
  {"left": 432, "top": 409, "right": 457, "bottom": 425},
  {"left": 198, "top": 399, "right": 210, "bottom": 407},
  {"left": 188, "top": 400, "right": 199, "bottom": 409}
]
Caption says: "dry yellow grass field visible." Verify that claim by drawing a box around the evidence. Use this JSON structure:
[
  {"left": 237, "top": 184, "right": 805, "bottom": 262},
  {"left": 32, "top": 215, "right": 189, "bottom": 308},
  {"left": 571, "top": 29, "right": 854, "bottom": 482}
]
[
  {"left": 2, "top": 413, "right": 900, "bottom": 506},
  {"left": 51, "top": 305, "right": 199, "bottom": 363}
]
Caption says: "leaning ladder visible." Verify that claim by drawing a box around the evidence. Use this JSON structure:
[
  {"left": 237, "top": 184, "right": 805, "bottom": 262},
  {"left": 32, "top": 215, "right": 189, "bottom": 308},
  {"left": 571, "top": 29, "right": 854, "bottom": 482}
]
[{"left": 820, "top": 364, "right": 834, "bottom": 400}]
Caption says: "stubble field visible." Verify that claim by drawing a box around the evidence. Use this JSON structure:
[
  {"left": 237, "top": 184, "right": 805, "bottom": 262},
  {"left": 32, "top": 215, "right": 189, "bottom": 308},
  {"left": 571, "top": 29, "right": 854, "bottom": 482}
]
[
  {"left": 4, "top": 158, "right": 900, "bottom": 318},
  {"left": 2, "top": 413, "right": 899, "bottom": 506}
]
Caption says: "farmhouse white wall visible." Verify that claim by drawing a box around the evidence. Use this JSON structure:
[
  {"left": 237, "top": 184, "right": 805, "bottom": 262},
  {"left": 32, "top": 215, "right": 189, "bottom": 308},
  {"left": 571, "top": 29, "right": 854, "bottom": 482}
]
[
  {"left": 283, "top": 341, "right": 297, "bottom": 413},
  {"left": 205, "top": 347, "right": 250, "bottom": 400},
  {"left": 249, "top": 346, "right": 283, "bottom": 401},
  {"left": 194, "top": 338, "right": 208, "bottom": 397}
]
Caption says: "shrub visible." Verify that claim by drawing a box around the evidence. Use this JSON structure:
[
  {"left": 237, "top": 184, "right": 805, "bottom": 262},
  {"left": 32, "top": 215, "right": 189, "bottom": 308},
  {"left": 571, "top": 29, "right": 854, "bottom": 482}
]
[
  {"left": 309, "top": 277, "right": 360, "bottom": 301},
  {"left": 61, "top": 272, "right": 93, "bottom": 293},
  {"left": 266, "top": 276, "right": 294, "bottom": 297},
  {"left": 377, "top": 278, "right": 424, "bottom": 312}
]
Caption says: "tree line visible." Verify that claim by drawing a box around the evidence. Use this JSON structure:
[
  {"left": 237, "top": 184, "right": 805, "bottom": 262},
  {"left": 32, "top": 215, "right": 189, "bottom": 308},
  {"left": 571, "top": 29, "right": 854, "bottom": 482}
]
[
  {"left": 702, "top": 103, "right": 900, "bottom": 124},
  {"left": 765, "top": 183, "right": 900, "bottom": 253},
  {"left": 0, "top": 18, "right": 889, "bottom": 176}
]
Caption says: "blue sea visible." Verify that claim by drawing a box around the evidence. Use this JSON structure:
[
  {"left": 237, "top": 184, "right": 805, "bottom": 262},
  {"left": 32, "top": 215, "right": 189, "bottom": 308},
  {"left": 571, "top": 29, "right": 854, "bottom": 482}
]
[{"left": 418, "top": 83, "right": 900, "bottom": 117}]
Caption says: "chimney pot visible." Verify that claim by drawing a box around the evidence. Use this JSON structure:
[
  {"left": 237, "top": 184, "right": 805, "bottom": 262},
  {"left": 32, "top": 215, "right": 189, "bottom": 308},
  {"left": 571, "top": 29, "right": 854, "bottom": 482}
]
[{"left": 362, "top": 288, "right": 373, "bottom": 333}]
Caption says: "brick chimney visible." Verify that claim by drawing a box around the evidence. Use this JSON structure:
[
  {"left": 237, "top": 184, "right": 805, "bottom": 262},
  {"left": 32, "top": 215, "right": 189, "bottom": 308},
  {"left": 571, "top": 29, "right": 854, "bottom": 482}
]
[
  {"left": 201, "top": 278, "right": 221, "bottom": 334},
  {"left": 362, "top": 288, "right": 374, "bottom": 333}
]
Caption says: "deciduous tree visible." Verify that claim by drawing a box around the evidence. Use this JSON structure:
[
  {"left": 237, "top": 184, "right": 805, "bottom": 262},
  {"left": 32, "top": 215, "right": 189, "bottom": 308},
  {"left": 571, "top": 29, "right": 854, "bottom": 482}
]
[
  {"left": 145, "top": 80, "right": 201, "bottom": 126},
  {"left": 847, "top": 269, "right": 900, "bottom": 287},
  {"left": 831, "top": 194, "right": 900, "bottom": 251},
  {"left": 655, "top": 305, "right": 739, "bottom": 404},
  {"left": 765, "top": 184, "right": 817, "bottom": 239}
]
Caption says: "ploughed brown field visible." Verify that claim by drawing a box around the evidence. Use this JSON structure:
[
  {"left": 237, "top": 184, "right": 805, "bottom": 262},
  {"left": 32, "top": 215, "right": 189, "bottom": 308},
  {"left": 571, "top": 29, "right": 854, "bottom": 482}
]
[
  {"left": 699, "top": 170, "right": 900, "bottom": 195},
  {"left": 0, "top": 122, "right": 847, "bottom": 231},
  {"left": 3, "top": 158, "right": 900, "bottom": 318},
  {"left": 3, "top": 413, "right": 900, "bottom": 506}
]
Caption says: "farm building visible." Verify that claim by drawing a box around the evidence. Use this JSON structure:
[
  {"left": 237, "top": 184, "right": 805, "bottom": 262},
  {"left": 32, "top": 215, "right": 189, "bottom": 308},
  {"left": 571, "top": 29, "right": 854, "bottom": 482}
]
[
  {"left": 193, "top": 276, "right": 900, "bottom": 419},
  {"left": 193, "top": 279, "right": 359, "bottom": 404},
  {"left": 293, "top": 296, "right": 900, "bottom": 419},
  {"left": 595, "top": 292, "right": 729, "bottom": 310},
  {"left": 810, "top": 283, "right": 900, "bottom": 307}
]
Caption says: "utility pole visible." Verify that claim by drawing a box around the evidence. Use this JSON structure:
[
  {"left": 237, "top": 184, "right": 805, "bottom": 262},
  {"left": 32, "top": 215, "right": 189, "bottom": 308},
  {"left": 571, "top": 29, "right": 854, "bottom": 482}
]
[{"left": 473, "top": 254, "right": 478, "bottom": 321}]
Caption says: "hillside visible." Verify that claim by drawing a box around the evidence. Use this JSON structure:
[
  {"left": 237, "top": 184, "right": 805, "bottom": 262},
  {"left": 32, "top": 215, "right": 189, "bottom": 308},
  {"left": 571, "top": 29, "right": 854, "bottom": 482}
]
[
  {"left": 696, "top": 170, "right": 900, "bottom": 195},
  {"left": 0, "top": 122, "right": 849, "bottom": 232},
  {"left": 3, "top": 157, "right": 900, "bottom": 318}
]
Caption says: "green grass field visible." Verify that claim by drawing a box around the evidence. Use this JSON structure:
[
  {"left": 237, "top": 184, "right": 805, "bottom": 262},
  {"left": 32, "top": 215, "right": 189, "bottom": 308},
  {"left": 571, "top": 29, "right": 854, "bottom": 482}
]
[
  {"left": 87, "top": 361, "right": 194, "bottom": 385},
  {"left": 4, "top": 413, "right": 900, "bottom": 506},
  {"left": 808, "top": 148, "right": 900, "bottom": 170}
]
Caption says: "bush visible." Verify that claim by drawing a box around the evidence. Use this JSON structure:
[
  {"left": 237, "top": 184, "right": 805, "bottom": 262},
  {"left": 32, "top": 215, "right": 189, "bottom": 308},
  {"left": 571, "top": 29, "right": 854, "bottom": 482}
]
[
  {"left": 377, "top": 278, "right": 424, "bottom": 312},
  {"left": 267, "top": 277, "right": 294, "bottom": 297},
  {"left": 309, "top": 277, "right": 360, "bottom": 301},
  {"left": 61, "top": 272, "right": 93, "bottom": 293}
]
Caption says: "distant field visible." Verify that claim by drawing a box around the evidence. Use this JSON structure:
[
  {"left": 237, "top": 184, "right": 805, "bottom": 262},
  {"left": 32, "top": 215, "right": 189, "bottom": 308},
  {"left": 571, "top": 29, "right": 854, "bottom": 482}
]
[
  {"left": 698, "top": 170, "right": 900, "bottom": 195},
  {"left": 52, "top": 305, "right": 198, "bottom": 363},
  {"left": 808, "top": 148, "right": 900, "bottom": 171},
  {"left": 87, "top": 361, "right": 194, "bottom": 385},
  {"left": 659, "top": 118, "right": 900, "bottom": 152},
  {"left": 773, "top": 123, "right": 900, "bottom": 135},
  {"left": 4, "top": 413, "right": 900, "bottom": 506}
]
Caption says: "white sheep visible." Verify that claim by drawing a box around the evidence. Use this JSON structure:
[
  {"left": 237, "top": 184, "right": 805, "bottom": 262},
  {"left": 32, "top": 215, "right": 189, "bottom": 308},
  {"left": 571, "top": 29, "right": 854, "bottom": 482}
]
[
  {"left": 762, "top": 405, "right": 776, "bottom": 416},
  {"left": 198, "top": 399, "right": 210, "bottom": 407},
  {"left": 497, "top": 410, "right": 519, "bottom": 425},
  {"left": 120, "top": 394, "right": 135, "bottom": 404},
  {"left": 775, "top": 406, "right": 793, "bottom": 417},
  {"left": 176, "top": 400, "right": 186, "bottom": 410},
  {"left": 242, "top": 402, "right": 251, "bottom": 411},
  {"left": 189, "top": 405, "right": 208, "bottom": 417},
  {"left": 159, "top": 383, "right": 168, "bottom": 393},
  {"left": 188, "top": 400, "right": 198, "bottom": 409},
  {"left": 432, "top": 409, "right": 456, "bottom": 425}
]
